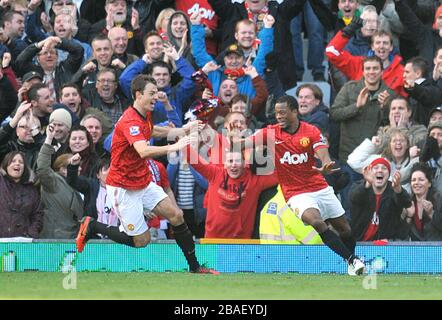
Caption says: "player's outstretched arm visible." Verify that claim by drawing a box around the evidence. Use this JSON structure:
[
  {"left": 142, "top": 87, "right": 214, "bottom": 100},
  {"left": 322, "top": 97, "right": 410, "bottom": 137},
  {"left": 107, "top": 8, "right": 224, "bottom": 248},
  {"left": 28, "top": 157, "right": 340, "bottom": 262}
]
[
  {"left": 313, "top": 147, "right": 340, "bottom": 175},
  {"left": 229, "top": 125, "right": 265, "bottom": 149},
  {"left": 133, "top": 136, "right": 191, "bottom": 159},
  {"left": 152, "top": 120, "right": 204, "bottom": 139}
]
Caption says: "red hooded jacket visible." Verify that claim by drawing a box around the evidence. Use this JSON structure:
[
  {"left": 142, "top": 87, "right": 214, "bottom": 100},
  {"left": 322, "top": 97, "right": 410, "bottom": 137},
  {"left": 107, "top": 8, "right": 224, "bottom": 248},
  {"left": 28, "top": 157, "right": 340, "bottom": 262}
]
[{"left": 326, "top": 31, "right": 407, "bottom": 97}]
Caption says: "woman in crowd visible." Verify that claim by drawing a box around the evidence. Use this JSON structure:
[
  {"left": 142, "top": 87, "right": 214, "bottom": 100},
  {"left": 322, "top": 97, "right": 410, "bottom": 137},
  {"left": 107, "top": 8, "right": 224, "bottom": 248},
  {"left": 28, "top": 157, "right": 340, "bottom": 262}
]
[
  {"left": 347, "top": 128, "right": 419, "bottom": 183},
  {"left": 166, "top": 11, "right": 194, "bottom": 67},
  {"left": 155, "top": 7, "right": 176, "bottom": 40},
  {"left": 67, "top": 125, "right": 100, "bottom": 178},
  {"left": 402, "top": 163, "right": 442, "bottom": 241},
  {"left": 67, "top": 153, "right": 118, "bottom": 238},
  {"left": 0, "top": 151, "right": 43, "bottom": 238}
]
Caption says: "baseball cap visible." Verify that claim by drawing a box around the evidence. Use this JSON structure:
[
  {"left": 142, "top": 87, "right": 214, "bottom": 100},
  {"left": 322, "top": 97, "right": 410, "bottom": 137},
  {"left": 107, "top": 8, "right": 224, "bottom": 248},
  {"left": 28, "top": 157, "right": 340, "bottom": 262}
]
[
  {"left": 22, "top": 71, "right": 43, "bottom": 83},
  {"left": 225, "top": 44, "right": 244, "bottom": 57},
  {"left": 429, "top": 105, "right": 442, "bottom": 118}
]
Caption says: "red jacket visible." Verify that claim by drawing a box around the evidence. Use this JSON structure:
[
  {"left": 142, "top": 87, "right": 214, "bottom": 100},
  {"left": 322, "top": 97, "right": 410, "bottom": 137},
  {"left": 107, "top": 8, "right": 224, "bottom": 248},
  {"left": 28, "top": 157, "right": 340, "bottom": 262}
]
[
  {"left": 187, "top": 147, "right": 278, "bottom": 239},
  {"left": 326, "top": 31, "right": 407, "bottom": 97}
]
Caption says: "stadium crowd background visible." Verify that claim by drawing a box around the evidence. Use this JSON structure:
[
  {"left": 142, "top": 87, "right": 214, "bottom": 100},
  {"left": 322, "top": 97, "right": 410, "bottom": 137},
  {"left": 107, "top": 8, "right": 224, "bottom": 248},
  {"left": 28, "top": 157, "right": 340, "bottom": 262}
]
[{"left": 0, "top": 0, "right": 441, "bottom": 244}]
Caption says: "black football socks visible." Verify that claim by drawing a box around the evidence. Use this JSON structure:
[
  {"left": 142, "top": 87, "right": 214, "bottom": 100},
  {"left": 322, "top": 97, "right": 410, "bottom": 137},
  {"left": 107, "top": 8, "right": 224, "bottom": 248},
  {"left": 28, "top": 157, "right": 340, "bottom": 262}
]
[
  {"left": 320, "top": 228, "right": 352, "bottom": 261},
  {"left": 172, "top": 222, "right": 200, "bottom": 272},
  {"left": 91, "top": 220, "right": 136, "bottom": 247}
]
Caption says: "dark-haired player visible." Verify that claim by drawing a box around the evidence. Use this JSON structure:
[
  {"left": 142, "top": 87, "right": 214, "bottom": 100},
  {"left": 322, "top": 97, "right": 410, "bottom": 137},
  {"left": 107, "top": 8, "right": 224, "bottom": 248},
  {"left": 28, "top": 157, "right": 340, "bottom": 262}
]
[
  {"left": 241, "top": 95, "right": 365, "bottom": 275},
  {"left": 76, "top": 74, "right": 218, "bottom": 274}
]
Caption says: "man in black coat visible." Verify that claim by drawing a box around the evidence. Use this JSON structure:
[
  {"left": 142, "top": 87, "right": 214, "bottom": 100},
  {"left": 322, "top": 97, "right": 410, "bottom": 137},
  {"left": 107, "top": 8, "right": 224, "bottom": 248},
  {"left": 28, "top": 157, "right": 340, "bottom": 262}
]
[
  {"left": 89, "top": 0, "right": 147, "bottom": 56},
  {"left": 349, "top": 157, "right": 411, "bottom": 241},
  {"left": 403, "top": 56, "right": 442, "bottom": 126}
]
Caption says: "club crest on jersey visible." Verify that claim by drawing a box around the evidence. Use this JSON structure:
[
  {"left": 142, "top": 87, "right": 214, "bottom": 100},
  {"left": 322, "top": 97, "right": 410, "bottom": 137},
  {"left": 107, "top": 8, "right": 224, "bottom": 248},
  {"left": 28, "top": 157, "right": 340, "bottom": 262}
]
[
  {"left": 300, "top": 137, "right": 310, "bottom": 148},
  {"left": 129, "top": 126, "right": 140, "bottom": 136}
]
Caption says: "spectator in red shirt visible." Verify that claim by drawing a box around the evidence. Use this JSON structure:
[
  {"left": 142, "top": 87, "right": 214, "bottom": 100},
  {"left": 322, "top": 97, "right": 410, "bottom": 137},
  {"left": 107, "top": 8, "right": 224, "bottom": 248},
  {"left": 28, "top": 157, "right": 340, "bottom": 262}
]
[
  {"left": 326, "top": 21, "right": 407, "bottom": 97},
  {"left": 185, "top": 143, "right": 277, "bottom": 239}
]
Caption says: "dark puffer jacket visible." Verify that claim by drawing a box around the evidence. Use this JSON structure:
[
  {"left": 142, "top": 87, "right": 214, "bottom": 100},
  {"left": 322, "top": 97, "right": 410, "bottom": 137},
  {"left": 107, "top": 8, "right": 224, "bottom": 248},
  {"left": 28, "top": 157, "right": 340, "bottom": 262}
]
[{"left": 0, "top": 173, "right": 44, "bottom": 238}]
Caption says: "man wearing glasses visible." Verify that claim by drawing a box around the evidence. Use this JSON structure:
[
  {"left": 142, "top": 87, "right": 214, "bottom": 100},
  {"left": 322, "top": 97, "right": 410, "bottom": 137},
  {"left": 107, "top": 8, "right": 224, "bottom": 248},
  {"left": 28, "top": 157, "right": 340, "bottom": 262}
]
[
  {"left": 15, "top": 35, "right": 84, "bottom": 99},
  {"left": 84, "top": 68, "right": 129, "bottom": 126},
  {"left": 0, "top": 100, "right": 43, "bottom": 171}
]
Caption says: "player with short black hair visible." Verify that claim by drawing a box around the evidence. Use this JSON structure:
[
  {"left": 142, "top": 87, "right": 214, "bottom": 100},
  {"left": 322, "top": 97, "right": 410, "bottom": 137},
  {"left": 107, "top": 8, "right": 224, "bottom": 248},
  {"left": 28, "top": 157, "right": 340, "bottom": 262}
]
[
  {"left": 76, "top": 74, "right": 218, "bottom": 274},
  {"left": 240, "top": 95, "right": 366, "bottom": 275}
]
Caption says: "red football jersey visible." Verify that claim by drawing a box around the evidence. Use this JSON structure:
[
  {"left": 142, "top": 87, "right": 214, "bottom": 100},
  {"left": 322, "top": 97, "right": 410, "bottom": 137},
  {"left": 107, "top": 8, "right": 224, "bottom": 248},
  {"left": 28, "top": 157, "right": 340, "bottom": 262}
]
[
  {"left": 253, "top": 121, "right": 330, "bottom": 201},
  {"left": 106, "top": 107, "right": 153, "bottom": 190}
]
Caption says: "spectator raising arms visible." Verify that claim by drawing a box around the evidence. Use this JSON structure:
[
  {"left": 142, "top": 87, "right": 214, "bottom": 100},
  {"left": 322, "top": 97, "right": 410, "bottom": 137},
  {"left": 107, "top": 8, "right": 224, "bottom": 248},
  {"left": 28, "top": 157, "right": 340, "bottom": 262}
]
[
  {"left": 350, "top": 157, "right": 411, "bottom": 241},
  {"left": 183, "top": 142, "right": 278, "bottom": 239},
  {"left": 348, "top": 128, "right": 420, "bottom": 184},
  {"left": 67, "top": 154, "right": 118, "bottom": 237},
  {"left": 66, "top": 125, "right": 100, "bottom": 178}
]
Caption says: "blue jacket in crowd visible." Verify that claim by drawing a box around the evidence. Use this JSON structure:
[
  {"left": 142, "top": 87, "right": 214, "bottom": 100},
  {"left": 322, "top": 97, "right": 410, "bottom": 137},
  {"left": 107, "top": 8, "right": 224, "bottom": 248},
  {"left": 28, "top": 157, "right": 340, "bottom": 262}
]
[
  {"left": 119, "top": 57, "right": 195, "bottom": 127},
  {"left": 191, "top": 23, "right": 274, "bottom": 98}
]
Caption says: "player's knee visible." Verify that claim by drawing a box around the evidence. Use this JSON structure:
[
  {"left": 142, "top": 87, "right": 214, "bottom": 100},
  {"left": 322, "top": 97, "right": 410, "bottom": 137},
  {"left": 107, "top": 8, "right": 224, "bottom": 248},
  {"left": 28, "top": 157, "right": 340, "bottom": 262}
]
[
  {"left": 310, "top": 219, "right": 328, "bottom": 233},
  {"left": 168, "top": 208, "right": 184, "bottom": 226},
  {"left": 133, "top": 232, "right": 151, "bottom": 248}
]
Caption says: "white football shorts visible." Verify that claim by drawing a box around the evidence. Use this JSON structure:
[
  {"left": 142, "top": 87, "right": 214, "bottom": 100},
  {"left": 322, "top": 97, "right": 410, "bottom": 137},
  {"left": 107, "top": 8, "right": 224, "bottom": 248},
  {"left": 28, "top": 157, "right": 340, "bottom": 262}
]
[
  {"left": 287, "top": 186, "right": 345, "bottom": 221},
  {"left": 107, "top": 182, "right": 168, "bottom": 236}
]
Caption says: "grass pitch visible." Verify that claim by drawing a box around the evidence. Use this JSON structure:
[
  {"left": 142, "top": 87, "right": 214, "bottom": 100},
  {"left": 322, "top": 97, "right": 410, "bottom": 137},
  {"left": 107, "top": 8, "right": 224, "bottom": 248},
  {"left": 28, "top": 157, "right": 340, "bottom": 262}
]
[{"left": 1, "top": 273, "right": 442, "bottom": 300}]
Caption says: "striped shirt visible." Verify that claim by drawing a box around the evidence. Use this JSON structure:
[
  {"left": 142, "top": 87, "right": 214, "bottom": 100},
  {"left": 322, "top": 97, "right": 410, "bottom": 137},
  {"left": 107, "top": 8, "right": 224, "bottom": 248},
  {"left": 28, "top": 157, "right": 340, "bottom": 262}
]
[{"left": 177, "top": 164, "right": 195, "bottom": 209}]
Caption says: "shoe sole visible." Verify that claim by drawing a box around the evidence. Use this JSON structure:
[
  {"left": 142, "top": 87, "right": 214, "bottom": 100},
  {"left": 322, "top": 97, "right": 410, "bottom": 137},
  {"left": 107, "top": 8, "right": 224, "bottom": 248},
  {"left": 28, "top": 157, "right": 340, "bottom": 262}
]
[{"left": 76, "top": 216, "right": 91, "bottom": 253}]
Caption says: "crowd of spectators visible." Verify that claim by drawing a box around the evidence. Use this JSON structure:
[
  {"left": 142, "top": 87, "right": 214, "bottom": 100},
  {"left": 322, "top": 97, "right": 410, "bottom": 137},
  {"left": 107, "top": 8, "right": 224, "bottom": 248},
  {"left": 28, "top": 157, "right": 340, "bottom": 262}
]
[{"left": 0, "top": 0, "right": 441, "bottom": 243}]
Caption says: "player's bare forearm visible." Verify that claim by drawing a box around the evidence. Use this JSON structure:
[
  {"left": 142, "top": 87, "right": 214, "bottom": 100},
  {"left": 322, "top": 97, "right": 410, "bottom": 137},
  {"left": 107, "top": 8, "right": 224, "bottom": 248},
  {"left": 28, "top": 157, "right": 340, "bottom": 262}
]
[
  {"left": 152, "top": 125, "right": 192, "bottom": 139},
  {"left": 133, "top": 140, "right": 177, "bottom": 159},
  {"left": 315, "top": 147, "right": 332, "bottom": 165},
  {"left": 313, "top": 147, "right": 340, "bottom": 175},
  {"left": 152, "top": 125, "right": 173, "bottom": 139},
  {"left": 141, "top": 145, "right": 173, "bottom": 159}
]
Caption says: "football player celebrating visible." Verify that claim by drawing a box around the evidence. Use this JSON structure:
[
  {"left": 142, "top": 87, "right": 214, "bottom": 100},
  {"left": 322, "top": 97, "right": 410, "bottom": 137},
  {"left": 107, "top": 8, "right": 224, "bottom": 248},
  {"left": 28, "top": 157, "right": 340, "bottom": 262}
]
[{"left": 240, "top": 95, "right": 365, "bottom": 275}]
